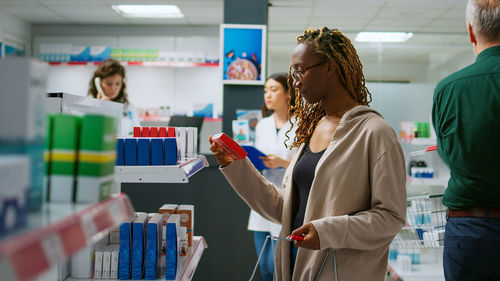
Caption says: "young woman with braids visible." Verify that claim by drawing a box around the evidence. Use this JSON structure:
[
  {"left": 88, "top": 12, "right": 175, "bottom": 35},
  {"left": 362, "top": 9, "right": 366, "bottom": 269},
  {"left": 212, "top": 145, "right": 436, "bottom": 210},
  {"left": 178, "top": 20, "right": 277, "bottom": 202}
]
[{"left": 210, "top": 27, "right": 406, "bottom": 281}]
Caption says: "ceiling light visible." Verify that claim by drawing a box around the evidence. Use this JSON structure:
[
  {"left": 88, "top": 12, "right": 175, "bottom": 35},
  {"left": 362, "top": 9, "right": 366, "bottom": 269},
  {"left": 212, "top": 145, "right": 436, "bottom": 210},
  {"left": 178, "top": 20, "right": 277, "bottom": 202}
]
[
  {"left": 112, "top": 5, "right": 184, "bottom": 18},
  {"left": 355, "top": 32, "right": 413, "bottom": 43}
]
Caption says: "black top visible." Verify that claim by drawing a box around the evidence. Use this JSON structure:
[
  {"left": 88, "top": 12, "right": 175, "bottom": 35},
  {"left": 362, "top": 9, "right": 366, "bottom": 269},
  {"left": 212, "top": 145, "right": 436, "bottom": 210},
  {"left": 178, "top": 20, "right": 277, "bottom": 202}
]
[{"left": 291, "top": 143, "right": 326, "bottom": 231}]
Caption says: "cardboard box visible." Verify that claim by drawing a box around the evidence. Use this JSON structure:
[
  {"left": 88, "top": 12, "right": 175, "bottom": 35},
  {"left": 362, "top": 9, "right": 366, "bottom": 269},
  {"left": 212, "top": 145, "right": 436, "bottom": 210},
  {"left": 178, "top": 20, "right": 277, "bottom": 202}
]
[
  {"left": 76, "top": 115, "right": 116, "bottom": 203},
  {"left": 176, "top": 205, "right": 194, "bottom": 247},
  {"left": 145, "top": 213, "right": 165, "bottom": 280},
  {"left": 165, "top": 214, "right": 180, "bottom": 281},
  {"left": 0, "top": 156, "right": 29, "bottom": 235},
  {"left": 131, "top": 212, "right": 148, "bottom": 279},
  {"left": 49, "top": 114, "right": 81, "bottom": 203}
]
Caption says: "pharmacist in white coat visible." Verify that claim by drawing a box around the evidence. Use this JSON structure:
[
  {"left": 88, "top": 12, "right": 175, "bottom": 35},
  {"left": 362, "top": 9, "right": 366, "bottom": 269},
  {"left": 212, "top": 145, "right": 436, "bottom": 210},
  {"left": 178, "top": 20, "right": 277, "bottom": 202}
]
[
  {"left": 249, "top": 73, "right": 297, "bottom": 281},
  {"left": 88, "top": 59, "right": 140, "bottom": 137}
]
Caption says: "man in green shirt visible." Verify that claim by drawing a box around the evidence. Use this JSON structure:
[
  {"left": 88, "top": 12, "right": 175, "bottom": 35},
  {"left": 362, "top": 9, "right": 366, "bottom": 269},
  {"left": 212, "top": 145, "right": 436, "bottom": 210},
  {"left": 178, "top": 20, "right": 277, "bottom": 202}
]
[{"left": 432, "top": 0, "right": 500, "bottom": 280}]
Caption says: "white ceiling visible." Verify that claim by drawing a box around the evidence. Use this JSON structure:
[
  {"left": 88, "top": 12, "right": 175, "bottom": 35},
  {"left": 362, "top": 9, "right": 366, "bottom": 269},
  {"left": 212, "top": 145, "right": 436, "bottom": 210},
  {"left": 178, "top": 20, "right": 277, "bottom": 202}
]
[{"left": 0, "top": 0, "right": 472, "bottom": 74}]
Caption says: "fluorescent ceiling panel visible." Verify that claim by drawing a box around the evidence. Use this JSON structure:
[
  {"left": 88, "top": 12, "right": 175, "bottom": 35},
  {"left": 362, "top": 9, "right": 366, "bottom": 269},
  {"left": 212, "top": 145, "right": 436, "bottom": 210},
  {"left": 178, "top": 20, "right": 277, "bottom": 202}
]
[
  {"left": 355, "top": 32, "right": 413, "bottom": 42},
  {"left": 112, "top": 5, "right": 184, "bottom": 18}
]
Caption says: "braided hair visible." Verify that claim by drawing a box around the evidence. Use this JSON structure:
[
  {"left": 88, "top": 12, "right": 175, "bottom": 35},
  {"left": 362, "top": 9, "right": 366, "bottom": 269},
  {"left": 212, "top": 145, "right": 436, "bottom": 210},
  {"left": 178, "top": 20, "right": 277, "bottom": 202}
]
[{"left": 286, "top": 27, "right": 372, "bottom": 148}]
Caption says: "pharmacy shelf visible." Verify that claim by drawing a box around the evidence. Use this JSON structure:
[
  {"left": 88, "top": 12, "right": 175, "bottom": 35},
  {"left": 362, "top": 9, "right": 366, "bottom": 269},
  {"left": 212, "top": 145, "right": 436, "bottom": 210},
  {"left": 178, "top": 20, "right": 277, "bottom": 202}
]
[
  {"left": 47, "top": 61, "right": 219, "bottom": 68},
  {"left": 65, "top": 236, "right": 207, "bottom": 281},
  {"left": 0, "top": 193, "right": 135, "bottom": 281},
  {"left": 388, "top": 260, "right": 444, "bottom": 281},
  {"left": 406, "top": 177, "right": 449, "bottom": 188},
  {"left": 400, "top": 137, "right": 437, "bottom": 146},
  {"left": 170, "top": 236, "right": 207, "bottom": 281},
  {"left": 115, "top": 155, "right": 208, "bottom": 184}
]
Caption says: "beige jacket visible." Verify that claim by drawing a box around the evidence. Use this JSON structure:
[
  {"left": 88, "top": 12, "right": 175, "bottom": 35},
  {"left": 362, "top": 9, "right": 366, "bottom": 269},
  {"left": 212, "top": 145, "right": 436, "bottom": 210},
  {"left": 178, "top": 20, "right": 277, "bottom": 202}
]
[{"left": 221, "top": 105, "right": 406, "bottom": 281}]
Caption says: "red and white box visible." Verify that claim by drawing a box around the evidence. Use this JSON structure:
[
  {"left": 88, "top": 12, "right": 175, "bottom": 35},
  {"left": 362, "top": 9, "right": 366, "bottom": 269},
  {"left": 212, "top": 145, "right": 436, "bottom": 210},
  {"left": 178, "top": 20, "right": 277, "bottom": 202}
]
[{"left": 212, "top": 133, "right": 247, "bottom": 160}]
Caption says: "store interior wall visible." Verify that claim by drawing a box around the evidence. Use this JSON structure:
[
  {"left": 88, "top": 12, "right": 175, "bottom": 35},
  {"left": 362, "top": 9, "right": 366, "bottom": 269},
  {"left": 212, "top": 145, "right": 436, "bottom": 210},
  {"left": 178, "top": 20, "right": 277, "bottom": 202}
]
[
  {"left": 32, "top": 28, "right": 222, "bottom": 117},
  {"left": 0, "top": 10, "right": 31, "bottom": 56}
]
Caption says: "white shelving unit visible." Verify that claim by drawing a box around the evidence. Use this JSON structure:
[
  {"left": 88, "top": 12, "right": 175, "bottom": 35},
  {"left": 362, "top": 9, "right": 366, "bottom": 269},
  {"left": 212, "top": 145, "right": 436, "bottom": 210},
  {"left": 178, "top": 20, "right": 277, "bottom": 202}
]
[
  {"left": 388, "top": 260, "right": 444, "bottom": 281},
  {"left": 65, "top": 236, "right": 207, "bottom": 281},
  {"left": 173, "top": 236, "right": 207, "bottom": 281},
  {"left": 115, "top": 155, "right": 208, "bottom": 184},
  {"left": 0, "top": 194, "right": 135, "bottom": 281},
  {"left": 399, "top": 137, "right": 437, "bottom": 146},
  {"left": 47, "top": 61, "right": 219, "bottom": 68}
]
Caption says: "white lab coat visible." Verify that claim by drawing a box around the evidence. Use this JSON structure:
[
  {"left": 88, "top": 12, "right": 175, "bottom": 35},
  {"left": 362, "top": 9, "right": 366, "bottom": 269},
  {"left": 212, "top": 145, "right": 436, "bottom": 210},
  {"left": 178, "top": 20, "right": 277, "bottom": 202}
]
[
  {"left": 119, "top": 102, "right": 141, "bottom": 137},
  {"left": 247, "top": 114, "right": 297, "bottom": 237}
]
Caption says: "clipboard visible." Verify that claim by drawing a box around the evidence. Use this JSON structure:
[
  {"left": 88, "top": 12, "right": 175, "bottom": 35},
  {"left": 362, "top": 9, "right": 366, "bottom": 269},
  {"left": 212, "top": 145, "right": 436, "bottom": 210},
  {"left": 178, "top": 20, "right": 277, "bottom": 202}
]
[{"left": 241, "top": 145, "right": 268, "bottom": 170}]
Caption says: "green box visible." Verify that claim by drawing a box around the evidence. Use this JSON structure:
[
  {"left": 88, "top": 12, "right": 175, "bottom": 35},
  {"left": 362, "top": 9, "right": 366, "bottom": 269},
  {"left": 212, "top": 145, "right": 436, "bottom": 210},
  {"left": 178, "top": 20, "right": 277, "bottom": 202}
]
[
  {"left": 76, "top": 114, "right": 117, "bottom": 203},
  {"left": 49, "top": 114, "right": 81, "bottom": 202}
]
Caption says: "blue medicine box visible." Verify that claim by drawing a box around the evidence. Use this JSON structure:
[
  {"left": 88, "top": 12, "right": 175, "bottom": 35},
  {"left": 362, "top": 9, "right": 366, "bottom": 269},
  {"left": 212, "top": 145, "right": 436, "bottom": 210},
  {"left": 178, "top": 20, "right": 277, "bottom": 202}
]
[
  {"left": 164, "top": 138, "right": 177, "bottom": 165},
  {"left": 116, "top": 138, "right": 124, "bottom": 165},
  {"left": 151, "top": 138, "right": 163, "bottom": 165},
  {"left": 137, "top": 138, "right": 150, "bottom": 166},
  {"left": 124, "top": 138, "right": 137, "bottom": 166},
  {"left": 118, "top": 220, "right": 133, "bottom": 280}
]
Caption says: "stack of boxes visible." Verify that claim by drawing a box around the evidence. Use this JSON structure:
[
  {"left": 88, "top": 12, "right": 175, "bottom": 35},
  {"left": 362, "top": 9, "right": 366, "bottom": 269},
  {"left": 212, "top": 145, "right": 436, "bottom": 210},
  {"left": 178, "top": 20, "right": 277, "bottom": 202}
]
[
  {"left": 45, "top": 113, "right": 117, "bottom": 203},
  {"left": 117, "top": 204, "right": 194, "bottom": 280},
  {"left": 0, "top": 59, "right": 48, "bottom": 214},
  {"left": 116, "top": 126, "right": 198, "bottom": 166}
]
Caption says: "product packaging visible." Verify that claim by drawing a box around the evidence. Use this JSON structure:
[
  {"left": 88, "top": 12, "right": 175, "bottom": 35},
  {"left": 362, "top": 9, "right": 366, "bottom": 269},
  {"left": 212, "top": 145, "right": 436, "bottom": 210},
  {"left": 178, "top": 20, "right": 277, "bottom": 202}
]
[
  {"left": 212, "top": 133, "right": 248, "bottom": 160},
  {"left": 141, "top": 127, "right": 150, "bottom": 137},
  {"left": 176, "top": 127, "right": 186, "bottom": 161},
  {"left": 76, "top": 115, "right": 116, "bottom": 203},
  {"left": 144, "top": 213, "right": 165, "bottom": 280},
  {"left": 158, "top": 127, "right": 167, "bottom": 137},
  {"left": 137, "top": 138, "right": 150, "bottom": 166},
  {"left": 110, "top": 245, "right": 119, "bottom": 279},
  {"left": 70, "top": 245, "right": 93, "bottom": 278},
  {"left": 151, "top": 138, "right": 164, "bottom": 165},
  {"left": 0, "top": 59, "right": 47, "bottom": 211},
  {"left": 165, "top": 214, "right": 181, "bottom": 280},
  {"left": 186, "top": 127, "right": 195, "bottom": 158},
  {"left": 131, "top": 212, "right": 149, "bottom": 279},
  {"left": 118, "top": 214, "right": 136, "bottom": 280},
  {"left": 0, "top": 156, "right": 30, "bottom": 235},
  {"left": 116, "top": 138, "right": 124, "bottom": 166},
  {"left": 150, "top": 127, "right": 158, "bottom": 138},
  {"left": 48, "top": 114, "right": 81, "bottom": 203},
  {"left": 125, "top": 138, "right": 137, "bottom": 166},
  {"left": 102, "top": 245, "right": 112, "bottom": 279},
  {"left": 94, "top": 244, "right": 106, "bottom": 279},
  {"left": 167, "top": 127, "right": 176, "bottom": 138},
  {"left": 177, "top": 205, "right": 194, "bottom": 247},
  {"left": 133, "top": 127, "right": 141, "bottom": 137},
  {"left": 164, "top": 138, "right": 178, "bottom": 165}
]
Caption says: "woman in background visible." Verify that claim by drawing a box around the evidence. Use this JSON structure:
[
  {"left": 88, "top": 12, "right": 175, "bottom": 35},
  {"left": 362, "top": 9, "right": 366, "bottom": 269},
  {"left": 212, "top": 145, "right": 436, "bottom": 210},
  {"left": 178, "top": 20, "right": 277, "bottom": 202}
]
[
  {"left": 88, "top": 58, "right": 140, "bottom": 136},
  {"left": 249, "top": 72, "right": 297, "bottom": 281}
]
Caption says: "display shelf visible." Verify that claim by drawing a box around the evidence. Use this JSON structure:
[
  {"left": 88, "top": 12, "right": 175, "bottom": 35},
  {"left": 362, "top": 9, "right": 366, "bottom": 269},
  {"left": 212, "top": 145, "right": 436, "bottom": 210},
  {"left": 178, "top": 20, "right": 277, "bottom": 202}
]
[
  {"left": 400, "top": 137, "right": 437, "bottom": 146},
  {"left": 47, "top": 61, "right": 219, "bottom": 68},
  {"left": 0, "top": 193, "right": 135, "bottom": 281},
  {"left": 406, "top": 176, "right": 448, "bottom": 189},
  {"left": 388, "top": 260, "right": 444, "bottom": 281},
  {"left": 115, "top": 155, "right": 208, "bottom": 184},
  {"left": 65, "top": 236, "right": 207, "bottom": 281},
  {"left": 168, "top": 236, "right": 207, "bottom": 281}
]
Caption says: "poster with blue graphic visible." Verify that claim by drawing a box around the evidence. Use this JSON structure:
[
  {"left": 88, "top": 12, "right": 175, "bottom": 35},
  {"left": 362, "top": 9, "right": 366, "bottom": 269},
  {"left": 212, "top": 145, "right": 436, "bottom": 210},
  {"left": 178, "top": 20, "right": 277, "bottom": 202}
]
[
  {"left": 5, "top": 44, "right": 25, "bottom": 57},
  {"left": 220, "top": 24, "right": 266, "bottom": 85}
]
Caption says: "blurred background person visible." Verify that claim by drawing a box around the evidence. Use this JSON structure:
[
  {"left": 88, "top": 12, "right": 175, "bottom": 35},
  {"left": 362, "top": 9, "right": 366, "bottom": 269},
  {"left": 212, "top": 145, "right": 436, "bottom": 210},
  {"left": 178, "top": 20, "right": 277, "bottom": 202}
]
[
  {"left": 248, "top": 72, "right": 297, "bottom": 281},
  {"left": 88, "top": 58, "right": 140, "bottom": 136}
]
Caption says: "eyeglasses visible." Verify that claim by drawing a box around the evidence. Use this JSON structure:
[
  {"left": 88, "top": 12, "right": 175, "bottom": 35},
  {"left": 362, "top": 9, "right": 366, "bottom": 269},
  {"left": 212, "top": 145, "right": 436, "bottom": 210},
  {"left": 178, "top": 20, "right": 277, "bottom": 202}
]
[{"left": 291, "top": 60, "right": 326, "bottom": 83}]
